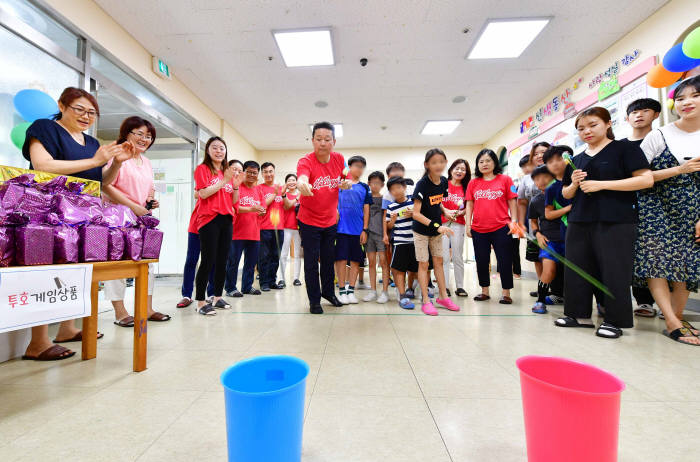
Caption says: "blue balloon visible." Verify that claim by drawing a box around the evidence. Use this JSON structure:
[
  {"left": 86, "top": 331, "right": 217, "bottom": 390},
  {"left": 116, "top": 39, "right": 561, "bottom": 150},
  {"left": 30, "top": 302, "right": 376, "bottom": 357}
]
[
  {"left": 662, "top": 43, "right": 700, "bottom": 73},
  {"left": 13, "top": 89, "right": 58, "bottom": 122}
]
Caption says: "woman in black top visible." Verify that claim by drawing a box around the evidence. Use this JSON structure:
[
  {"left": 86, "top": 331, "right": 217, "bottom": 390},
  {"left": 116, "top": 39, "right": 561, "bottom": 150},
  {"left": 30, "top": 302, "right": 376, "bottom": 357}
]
[
  {"left": 556, "top": 107, "right": 653, "bottom": 339},
  {"left": 20, "top": 87, "right": 134, "bottom": 361}
]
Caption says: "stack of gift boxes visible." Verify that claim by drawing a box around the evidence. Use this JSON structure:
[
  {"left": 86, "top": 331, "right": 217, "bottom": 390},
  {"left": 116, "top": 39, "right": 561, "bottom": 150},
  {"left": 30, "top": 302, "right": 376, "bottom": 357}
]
[{"left": 0, "top": 173, "right": 163, "bottom": 266}]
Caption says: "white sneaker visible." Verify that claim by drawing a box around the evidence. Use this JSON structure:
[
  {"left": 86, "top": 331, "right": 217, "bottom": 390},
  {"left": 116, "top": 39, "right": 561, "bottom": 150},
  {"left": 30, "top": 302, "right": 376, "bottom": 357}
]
[
  {"left": 346, "top": 292, "right": 359, "bottom": 304},
  {"left": 377, "top": 291, "right": 389, "bottom": 304},
  {"left": 338, "top": 293, "right": 349, "bottom": 305},
  {"left": 363, "top": 291, "right": 378, "bottom": 302}
]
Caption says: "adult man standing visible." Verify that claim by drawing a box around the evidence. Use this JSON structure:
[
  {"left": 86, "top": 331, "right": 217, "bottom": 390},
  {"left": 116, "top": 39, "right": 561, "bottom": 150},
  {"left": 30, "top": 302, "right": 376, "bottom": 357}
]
[
  {"left": 257, "top": 162, "right": 285, "bottom": 291},
  {"left": 297, "top": 122, "right": 351, "bottom": 313}
]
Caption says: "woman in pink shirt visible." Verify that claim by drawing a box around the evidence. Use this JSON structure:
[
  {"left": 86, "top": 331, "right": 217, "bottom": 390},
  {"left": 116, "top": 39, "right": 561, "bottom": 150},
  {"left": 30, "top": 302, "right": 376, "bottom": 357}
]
[{"left": 102, "top": 116, "right": 170, "bottom": 326}]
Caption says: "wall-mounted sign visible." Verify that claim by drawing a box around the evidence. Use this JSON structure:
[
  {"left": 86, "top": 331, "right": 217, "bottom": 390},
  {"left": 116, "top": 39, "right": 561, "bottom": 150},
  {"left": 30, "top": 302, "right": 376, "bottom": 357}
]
[
  {"left": 152, "top": 56, "right": 171, "bottom": 80},
  {"left": 519, "top": 77, "right": 583, "bottom": 133},
  {"left": 598, "top": 75, "right": 621, "bottom": 101},
  {"left": 588, "top": 49, "right": 640, "bottom": 89}
]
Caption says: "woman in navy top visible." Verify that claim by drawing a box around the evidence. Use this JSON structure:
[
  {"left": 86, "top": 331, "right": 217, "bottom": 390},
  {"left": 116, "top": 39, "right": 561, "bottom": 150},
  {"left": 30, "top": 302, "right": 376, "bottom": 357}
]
[{"left": 20, "top": 87, "right": 134, "bottom": 361}]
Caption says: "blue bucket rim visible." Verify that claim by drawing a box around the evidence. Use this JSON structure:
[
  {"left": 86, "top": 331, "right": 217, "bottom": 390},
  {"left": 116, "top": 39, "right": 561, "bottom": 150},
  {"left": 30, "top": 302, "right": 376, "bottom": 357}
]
[
  {"left": 516, "top": 355, "right": 626, "bottom": 396},
  {"left": 220, "top": 355, "right": 310, "bottom": 396}
]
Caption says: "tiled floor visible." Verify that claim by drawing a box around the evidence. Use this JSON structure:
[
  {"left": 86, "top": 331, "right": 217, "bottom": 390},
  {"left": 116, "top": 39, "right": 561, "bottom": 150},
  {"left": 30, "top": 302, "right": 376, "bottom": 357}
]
[{"left": 1, "top": 263, "right": 699, "bottom": 462}]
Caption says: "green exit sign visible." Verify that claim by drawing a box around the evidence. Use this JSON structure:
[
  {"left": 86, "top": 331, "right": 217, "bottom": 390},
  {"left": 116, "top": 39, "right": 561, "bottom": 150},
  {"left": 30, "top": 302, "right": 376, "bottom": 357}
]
[{"left": 152, "top": 56, "right": 171, "bottom": 80}]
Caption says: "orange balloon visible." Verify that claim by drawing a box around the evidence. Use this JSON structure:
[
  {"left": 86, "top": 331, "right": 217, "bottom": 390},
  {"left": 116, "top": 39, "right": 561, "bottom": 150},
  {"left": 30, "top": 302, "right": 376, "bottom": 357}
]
[{"left": 646, "top": 63, "right": 683, "bottom": 88}]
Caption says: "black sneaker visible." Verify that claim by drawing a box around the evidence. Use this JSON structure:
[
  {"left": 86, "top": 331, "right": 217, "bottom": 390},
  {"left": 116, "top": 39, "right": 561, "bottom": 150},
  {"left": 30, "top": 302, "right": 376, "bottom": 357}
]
[
  {"left": 530, "top": 291, "right": 538, "bottom": 298},
  {"left": 245, "top": 288, "right": 261, "bottom": 295},
  {"left": 293, "top": 279, "right": 302, "bottom": 286},
  {"left": 227, "top": 290, "right": 243, "bottom": 298},
  {"left": 261, "top": 285, "right": 271, "bottom": 292},
  {"left": 214, "top": 299, "right": 231, "bottom": 309},
  {"left": 310, "top": 304, "right": 324, "bottom": 314},
  {"left": 198, "top": 304, "right": 216, "bottom": 316},
  {"left": 276, "top": 281, "right": 286, "bottom": 289},
  {"left": 270, "top": 282, "right": 284, "bottom": 290},
  {"left": 322, "top": 294, "right": 343, "bottom": 307}
]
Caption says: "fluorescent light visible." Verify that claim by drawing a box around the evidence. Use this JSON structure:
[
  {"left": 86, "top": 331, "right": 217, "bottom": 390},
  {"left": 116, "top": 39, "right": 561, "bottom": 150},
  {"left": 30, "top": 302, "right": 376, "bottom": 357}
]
[
  {"left": 467, "top": 18, "right": 550, "bottom": 59},
  {"left": 421, "top": 120, "right": 461, "bottom": 135},
  {"left": 273, "top": 28, "right": 334, "bottom": 67},
  {"left": 309, "top": 123, "right": 343, "bottom": 138},
  {"left": 138, "top": 96, "right": 152, "bottom": 106}
]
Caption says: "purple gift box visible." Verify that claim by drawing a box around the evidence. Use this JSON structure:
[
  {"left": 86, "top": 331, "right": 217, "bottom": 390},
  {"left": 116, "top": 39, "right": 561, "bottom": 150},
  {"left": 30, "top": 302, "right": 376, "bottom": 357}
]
[
  {"left": 102, "top": 204, "right": 138, "bottom": 228},
  {"left": 141, "top": 228, "right": 163, "bottom": 259},
  {"left": 16, "top": 224, "right": 54, "bottom": 266},
  {"left": 108, "top": 228, "right": 125, "bottom": 261},
  {"left": 52, "top": 194, "right": 102, "bottom": 225},
  {"left": 0, "top": 226, "right": 15, "bottom": 267},
  {"left": 123, "top": 227, "right": 143, "bottom": 261},
  {"left": 18, "top": 187, "right": 53, "bottom": 224},
  {"left": 79, "top": 225, "right": 109, "bottom": 262},
  {"left": 53, "top": 224, "right": 79, "bottom": 264}
]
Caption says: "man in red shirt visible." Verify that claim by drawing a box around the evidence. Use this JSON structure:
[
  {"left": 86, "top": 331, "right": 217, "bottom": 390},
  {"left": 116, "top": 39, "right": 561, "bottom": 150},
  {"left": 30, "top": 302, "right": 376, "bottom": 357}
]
[
  {"left": 297, "top": 122, "right": 352, "bottom": 314},
  {"left": 256, "top": 162, "right": 286, "bottom": 291}
]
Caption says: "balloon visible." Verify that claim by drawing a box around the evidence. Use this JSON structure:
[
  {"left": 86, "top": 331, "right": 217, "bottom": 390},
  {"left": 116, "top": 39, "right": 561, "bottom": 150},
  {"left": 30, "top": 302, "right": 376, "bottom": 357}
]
[
  {"left": 647, "top": 63, "right": 683, "bottom": 89},
  {"left": 666, "top": 99, "right": 675, "bottom": 110},
  {"left": 10, "top": 122, "right": 31, "bottom": 149},
  {"left": 13, "top": 89, "right": 58, "bottom": 122},
  {"left": 682, "top": 26, "right": 700, "bottom": 59},
  {"left": 662, "top": 43, "right": 700, "bottom": 73},
  {"left": 668, "top": 88, "right": 675, "bottom": 99}
]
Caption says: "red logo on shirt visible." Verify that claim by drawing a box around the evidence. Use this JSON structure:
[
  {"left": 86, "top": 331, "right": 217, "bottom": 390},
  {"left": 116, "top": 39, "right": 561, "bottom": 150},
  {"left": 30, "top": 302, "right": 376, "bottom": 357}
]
[
  {"left": 474, "top": 189, "right": 504, "bottom": 200},
  {"left": 312, "top": 175, "right": 342, "bottom": 190},
  {"left": 444, "top": 193, "right": 463, "bottom": 204}
]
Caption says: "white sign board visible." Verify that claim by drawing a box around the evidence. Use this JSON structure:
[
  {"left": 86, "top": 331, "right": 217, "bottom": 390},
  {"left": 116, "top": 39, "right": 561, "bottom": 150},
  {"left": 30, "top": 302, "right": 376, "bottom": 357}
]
[{"left": 0, "top": 264, "right": 93, "bottom": 333}]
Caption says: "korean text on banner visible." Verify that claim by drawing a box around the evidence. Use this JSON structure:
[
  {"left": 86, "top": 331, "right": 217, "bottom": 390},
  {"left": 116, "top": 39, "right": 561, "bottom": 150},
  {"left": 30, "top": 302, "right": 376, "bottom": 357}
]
[{"left": 0, "top": 264, "right": 93, "bottom": 333}]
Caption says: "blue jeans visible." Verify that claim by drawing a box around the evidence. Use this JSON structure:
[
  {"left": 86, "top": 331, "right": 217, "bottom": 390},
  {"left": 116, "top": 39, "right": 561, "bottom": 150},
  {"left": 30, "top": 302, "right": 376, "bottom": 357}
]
[
  {"left": 258, "top": 229, "right": 283, "bottom": 287},
  {"left": 226, "top": 240, "right": 260, "bottom": 293},
  {"left": 181, "top": 232, "right": 216, "bottom": 299}
]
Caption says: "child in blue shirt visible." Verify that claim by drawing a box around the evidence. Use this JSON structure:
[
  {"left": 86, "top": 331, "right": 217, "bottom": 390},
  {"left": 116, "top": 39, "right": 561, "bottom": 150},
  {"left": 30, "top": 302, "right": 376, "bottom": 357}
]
[{"left": 335, "top": 155, "right": 372, "bottom": 304}]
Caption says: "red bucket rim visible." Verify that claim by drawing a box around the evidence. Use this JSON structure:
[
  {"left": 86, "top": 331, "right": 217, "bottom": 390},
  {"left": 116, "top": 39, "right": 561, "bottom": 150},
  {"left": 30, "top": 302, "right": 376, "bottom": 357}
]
[{"left": 516, "top": 355, "right": 625, "bottom": 396}]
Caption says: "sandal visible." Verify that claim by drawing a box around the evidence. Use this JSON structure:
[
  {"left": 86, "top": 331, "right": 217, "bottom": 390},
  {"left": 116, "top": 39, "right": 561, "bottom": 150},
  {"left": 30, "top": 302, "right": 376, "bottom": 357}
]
[
  {"left": 176, "top": 297, "right": 193, "bottom": 308},
  {"left": 664, "top": 327, "right": 700, "bottom": 346},
  {"left": 455, "top": 288, "right": 468, "bottom": 297},
  {"left": 54, "top": 331, "right": 103, "bottom": 343},
  {"left": 596, "top": 322, "right": 623, "bottom": 339},
  {"left": 633, "top": 304, "right": 656, "bottom": 318},
  {"left": 148, "top": 312, "right": 171, "bottom": 322},
  {"left": 499, "top": 296, "right": 513, "bottom": 305},
  {"left": 554, "top": 316, "right": 595, "bottom": 328},
  {"left": 473, "top": 294, "right": 490, "bottom": 302},
  {"left": 681, "top": 320, "right": 699, "bottom": 336},
  {"left": 22, "top": 344, "right": 75, "bottom": 361},
  {"left": 114, "top": 316, "right": 135, "bottom": 327}
]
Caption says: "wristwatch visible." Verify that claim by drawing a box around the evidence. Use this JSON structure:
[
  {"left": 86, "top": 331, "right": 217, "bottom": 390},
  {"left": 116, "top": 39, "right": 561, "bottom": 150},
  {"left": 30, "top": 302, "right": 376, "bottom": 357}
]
[{"left": 363, "top": 228, "right": 369, "bottom": 234}]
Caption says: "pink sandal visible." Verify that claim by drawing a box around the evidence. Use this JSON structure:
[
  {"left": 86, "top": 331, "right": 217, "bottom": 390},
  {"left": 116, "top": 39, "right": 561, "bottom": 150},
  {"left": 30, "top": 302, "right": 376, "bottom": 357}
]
[
  {"left": 421, "top": 302, "right": 438, "bottom": 316},
  {"left": 436, "top": 298, "right": 460, "bottom": 312}
]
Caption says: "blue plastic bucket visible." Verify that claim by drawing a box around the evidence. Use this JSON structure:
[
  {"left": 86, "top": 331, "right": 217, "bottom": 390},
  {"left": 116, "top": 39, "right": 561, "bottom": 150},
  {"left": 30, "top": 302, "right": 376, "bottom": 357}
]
[{"left": 221, "top": 355, "right": 309, "bottom": 462}]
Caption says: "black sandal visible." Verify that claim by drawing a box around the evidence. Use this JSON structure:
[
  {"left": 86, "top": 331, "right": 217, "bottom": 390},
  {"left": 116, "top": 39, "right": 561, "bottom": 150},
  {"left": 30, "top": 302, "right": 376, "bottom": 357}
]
[
  {"left": 473, "top": 294, "right": 490, "bottom": 302},
  {"left": 681, "top": 320, "right": 700, "bottom": 336},
  {"left": 596, "top": 322, "right": 623, "bottom": 339},
  {"left": 664, "top": 327, "right": 700, "bottom": 346},
  {"left": 554, "top": 316, "right": 595, "bottom": 328},
  {"left": 455, "top": 288, "right": 468, "bottom": 297}
]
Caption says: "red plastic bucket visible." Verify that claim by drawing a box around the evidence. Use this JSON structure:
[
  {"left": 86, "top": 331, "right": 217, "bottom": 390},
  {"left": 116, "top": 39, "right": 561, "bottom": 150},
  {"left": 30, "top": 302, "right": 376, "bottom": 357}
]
[{"left": 516, "top": 356, "right": 625, "bottom": 462}]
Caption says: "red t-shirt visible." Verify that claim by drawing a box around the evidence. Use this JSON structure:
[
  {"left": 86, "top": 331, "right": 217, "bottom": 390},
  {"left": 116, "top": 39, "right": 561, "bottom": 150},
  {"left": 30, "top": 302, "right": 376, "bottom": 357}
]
[
  {"left": 257, "top": 183, "right": 284, "bottom": 230},
  {"left": 193, "top": 164, "right": 236, "bottom": 230},
  {"left": 284, "top": 192, "right": 299, "bottom": 229},
  {"left": 234, "top": 183, "right": 262, "bottom": 241},
  {"left": 296, "top": 151, "right": 345, "bottom": 228},
  {"left": 441, "top": 181, "right": 467, "bottom": 225},
  {"left": 187, "top": 201, "right": 200, "bottom": 234},
  {"left": 466, "top": 174, "right": 517, "bottom": 233}
]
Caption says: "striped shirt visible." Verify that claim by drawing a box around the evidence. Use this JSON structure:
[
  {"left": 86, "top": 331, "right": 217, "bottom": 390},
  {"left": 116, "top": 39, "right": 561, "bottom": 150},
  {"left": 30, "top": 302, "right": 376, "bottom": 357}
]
[{"left": 386, "top": 199, "right": 414, "bottom": 244}]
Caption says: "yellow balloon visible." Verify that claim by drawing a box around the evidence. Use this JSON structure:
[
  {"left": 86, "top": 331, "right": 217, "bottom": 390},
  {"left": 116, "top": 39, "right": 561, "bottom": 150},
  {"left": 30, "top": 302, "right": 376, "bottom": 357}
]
[{"left": 666, "top": 99, "right": 675, "bottom": 110}]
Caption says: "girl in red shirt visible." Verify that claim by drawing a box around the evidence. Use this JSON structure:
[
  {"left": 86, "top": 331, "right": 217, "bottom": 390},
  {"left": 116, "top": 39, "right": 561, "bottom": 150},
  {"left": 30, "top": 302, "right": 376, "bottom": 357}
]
[
  {"left": 466, "top": 149, "right": 518, "bottom": 304},
  {"left": 279, "top": 173, "right": 303, "bottom": 286},
  {"left": 441, "top": 158, "right": 471, "bottom": 297},
  {"left": 193, "top": 137, "right": 243, "bottom": 315}
]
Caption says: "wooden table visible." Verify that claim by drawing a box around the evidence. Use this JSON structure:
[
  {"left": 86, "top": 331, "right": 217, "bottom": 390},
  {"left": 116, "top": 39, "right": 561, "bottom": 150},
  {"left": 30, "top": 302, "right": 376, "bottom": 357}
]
[{"left": 82, "top": 259, "right": 158, "bottom": 372}]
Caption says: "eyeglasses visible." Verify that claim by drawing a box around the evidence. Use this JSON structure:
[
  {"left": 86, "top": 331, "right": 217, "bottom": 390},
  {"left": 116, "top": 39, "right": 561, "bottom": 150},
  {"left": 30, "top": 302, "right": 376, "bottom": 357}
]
[
  {"left": 245, "top": 170, "right": 259, "bottom": 175},
  {"left": 130, "top": 131, "right": 153, "bottom": 141},
  {"left": 68, "top": 105, "right": 98, "bottom": 119}
]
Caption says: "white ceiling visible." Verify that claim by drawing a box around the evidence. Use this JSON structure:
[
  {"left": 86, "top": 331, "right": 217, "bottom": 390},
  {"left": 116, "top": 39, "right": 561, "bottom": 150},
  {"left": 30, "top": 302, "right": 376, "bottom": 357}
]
[{"left": 94, "top": 0, "right": 668, "bottom": 150}]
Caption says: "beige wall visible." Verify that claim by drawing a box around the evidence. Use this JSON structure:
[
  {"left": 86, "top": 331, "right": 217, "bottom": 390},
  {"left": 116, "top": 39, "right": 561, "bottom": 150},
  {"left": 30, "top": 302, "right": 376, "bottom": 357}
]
[
  {"left": 257, "top": 145, "right": 483, "bottom": 182},
  {"left": 483, "top": 0, "right": 700, "bottom": 151},
  {"left": 42, "top": 0, "right": 257, "bottom": 159}
]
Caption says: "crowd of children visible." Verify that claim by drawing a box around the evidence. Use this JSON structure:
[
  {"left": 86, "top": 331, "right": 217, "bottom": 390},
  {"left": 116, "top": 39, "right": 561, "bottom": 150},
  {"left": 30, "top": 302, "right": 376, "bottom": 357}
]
[{"left": 179, "top": 81, "right": 700, "bottom": 344}]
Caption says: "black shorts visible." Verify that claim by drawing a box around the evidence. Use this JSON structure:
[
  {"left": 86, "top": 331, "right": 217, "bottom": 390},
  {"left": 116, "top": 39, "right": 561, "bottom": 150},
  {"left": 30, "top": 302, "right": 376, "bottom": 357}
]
[
  {"left": 335, "top": 233, "right": 364, "bottom": 263},
  {"left": 525, "top": 240, "right": 540, "bottom": 263},
  {"left": 390, "top": 243, "right": 419, "bottom": 273}
]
